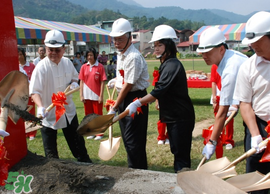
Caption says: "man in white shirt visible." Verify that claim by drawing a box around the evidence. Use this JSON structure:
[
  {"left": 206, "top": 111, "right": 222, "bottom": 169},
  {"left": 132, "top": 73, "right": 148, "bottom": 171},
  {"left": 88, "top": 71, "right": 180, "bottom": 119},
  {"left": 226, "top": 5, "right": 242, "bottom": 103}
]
[
  {"left": 234, "top": 11, "right": 270, "bottom": 194},
  {"left": 107, "top": 18, "right": 149, "bottom": 169},
  {"left": 33, "top": 46, "right": 46, "bottom": 66},
  {"left": 197, "top": 27, "right": 248, "bottom": 160},
  {"left": 29, "top": 30, "right": 91, "bottom": 163}
]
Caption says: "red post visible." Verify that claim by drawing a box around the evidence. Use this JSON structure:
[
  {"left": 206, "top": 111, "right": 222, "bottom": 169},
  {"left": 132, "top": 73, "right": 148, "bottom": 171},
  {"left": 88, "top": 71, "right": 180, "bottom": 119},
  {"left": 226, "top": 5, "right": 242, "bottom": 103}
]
[{"left": 0, "top": 0, "right": 27, "bottom": 169}]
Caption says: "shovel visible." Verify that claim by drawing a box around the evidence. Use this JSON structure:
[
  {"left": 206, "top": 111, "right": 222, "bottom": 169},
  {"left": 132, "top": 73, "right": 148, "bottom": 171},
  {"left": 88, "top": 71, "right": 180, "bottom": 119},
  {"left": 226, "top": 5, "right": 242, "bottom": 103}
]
[
  {"left": 197, "top": 137, "right": 270, "bottom": 179},
  {"left": 25, "top": 85, "right": 80, "bottom": 133},
  {"left": 98, "top": 125, "right": 121, "bottom": 161},
  {"left": 98, "top": 85, "right": 121, "bottom": 161},
  {"left": 226, "top": 171, "right": 270, "bottom": 192}
]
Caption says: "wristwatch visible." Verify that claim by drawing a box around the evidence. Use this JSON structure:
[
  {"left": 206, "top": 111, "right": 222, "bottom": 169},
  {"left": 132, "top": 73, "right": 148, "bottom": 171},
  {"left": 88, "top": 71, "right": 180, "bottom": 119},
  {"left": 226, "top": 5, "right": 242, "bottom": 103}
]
[{"left": 209, "top": 139, "right": 217, "bottom": 146}]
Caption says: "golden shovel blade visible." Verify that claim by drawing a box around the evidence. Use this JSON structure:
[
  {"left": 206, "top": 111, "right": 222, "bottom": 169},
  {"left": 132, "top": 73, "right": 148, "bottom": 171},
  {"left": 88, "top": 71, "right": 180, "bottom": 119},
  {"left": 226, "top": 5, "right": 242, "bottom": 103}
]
[
  {"left": 177, "top": 171, "right": 246, "bottom": 194},
  {"left": 98, "top": 125, "right": 121, "bottom": 161},
  {"left": 0, "top": 71, "right": 29, "bottom": 123},
  {"left": 77, "top": 113, "right": 115, "bottom": 136}
]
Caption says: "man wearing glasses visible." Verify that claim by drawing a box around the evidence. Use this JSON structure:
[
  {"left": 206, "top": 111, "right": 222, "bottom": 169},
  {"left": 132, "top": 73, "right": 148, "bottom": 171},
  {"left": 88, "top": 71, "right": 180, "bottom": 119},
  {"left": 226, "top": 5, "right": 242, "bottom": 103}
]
[
  {"left": 198, "top": 27, "right": 248, "bottom": 160},
  {"left": 107, "top": 18, "right": 149, "bottom": 169},
  {"left": 234, "top": 11, "right": 270, "bottom": 194},
  {"left": 29, "top": 30, "right": 92, "bottom": 163}
]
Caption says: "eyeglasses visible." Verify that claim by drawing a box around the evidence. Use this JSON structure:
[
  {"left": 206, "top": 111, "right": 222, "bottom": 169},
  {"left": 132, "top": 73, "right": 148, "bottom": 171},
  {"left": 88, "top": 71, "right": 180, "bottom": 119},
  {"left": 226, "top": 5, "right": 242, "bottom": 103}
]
[
  {"left": 245, "top": 31, "right": 270, "bottom": 39},
  {"left": 113, "top": 38, "right": 125, "bottom": 43},
  {"left": 47, "top": 48, "right": 63, "bottom": 53}
]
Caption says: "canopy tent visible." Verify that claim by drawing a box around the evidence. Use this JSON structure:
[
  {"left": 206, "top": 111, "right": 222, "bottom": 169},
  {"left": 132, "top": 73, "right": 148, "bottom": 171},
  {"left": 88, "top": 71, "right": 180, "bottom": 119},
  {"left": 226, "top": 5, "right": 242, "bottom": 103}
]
[
  {"left": 189, "top": 23, "right": 246, "bottom": 44},
  {"left": 15, "top": 16, "right": 111, "bottom": 45}
]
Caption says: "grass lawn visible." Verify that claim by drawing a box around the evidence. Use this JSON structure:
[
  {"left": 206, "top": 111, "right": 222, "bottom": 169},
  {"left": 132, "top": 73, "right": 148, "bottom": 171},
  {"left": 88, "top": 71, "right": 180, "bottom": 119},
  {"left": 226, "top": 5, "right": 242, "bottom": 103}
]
[{"left": 27, "top": 58, "right": 246, "bottom": 174}]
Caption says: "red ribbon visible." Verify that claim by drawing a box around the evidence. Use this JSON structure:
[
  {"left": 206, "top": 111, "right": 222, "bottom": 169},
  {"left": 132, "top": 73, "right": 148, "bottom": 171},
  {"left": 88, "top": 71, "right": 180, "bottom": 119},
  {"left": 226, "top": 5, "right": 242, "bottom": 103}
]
[
  {"left": 152, "top": 69, "right": 160, "bottom": 86},
  {"left": 0, "top": 139, "right": 9, "bottom": 186},
  {"left": 104, "top": 99, "right": 116, "bottom": 112},
  {"left": 130, "top": 98, "right": 147, "bottom": 119},
  {"left": 260, "top": 121, "right": 270, "bottom": 163},
  {"left": 52, "top": 91, "right": 68, "bottom": 124},
  {"left": 213, "top": 96, "right": 220, "bottom": 113},
  {"left": 119, "top": 69, "right": 124, "bottom": 84}
]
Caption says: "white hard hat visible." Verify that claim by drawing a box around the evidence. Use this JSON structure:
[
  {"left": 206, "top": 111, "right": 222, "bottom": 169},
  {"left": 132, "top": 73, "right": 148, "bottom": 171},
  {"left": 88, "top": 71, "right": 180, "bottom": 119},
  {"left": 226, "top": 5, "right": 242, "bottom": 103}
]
[
  {"left": 242, "top": 11, "right": 270, "bottom": 44},
  {"left": 44, "top": 30, "right": 65, "bottom": 48},
  {"left": 110, "top": 18, "right": 133, "bottom": 37},
  {"left": 196, "top": 27, "right": 226, "bottom": 53},
  {"left": 149, "top": 25, "right": 177, "bottom": 43}
]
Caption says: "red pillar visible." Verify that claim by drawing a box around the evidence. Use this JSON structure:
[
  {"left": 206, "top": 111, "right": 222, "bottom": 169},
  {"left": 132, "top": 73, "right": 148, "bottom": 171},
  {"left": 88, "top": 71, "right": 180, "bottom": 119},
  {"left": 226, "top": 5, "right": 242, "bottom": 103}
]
[{"left": 1, "top": 0, "right": 27, "bottom": 169}]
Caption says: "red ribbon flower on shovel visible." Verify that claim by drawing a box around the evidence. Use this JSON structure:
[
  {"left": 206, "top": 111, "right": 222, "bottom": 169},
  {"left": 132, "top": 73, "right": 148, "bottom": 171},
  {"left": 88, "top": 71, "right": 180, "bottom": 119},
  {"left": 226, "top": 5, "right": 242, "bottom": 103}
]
[
  {"left": 130, "top": 97, "right": 147, "bottom": 119},
  {"left": 152, "top": 67, "right": 160, "bottom": 86},
  {"left": 104, "top": 99, "right": 116, "bottom": 112},
  {"left": 119, "top": 69, "right": 124, "bottom": 84},
  {"left": 0, "top": 138, "right": 9, "bottom": 186},
  {"left": 52, "top": 91, "right": 68, "bottom": 124},
  {"left": 260, "top": 120, "right": 270, "bottom": 163}
]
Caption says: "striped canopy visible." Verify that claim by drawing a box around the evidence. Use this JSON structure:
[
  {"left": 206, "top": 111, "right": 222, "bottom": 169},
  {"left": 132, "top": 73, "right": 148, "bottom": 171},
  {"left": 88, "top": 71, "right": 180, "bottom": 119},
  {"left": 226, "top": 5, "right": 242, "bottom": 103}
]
[
  {"left": 189, "top": 23, "right": 246, "bottom": 44},
  {"left": 15, "top": 16, "right": 112, "bottom": 45}
]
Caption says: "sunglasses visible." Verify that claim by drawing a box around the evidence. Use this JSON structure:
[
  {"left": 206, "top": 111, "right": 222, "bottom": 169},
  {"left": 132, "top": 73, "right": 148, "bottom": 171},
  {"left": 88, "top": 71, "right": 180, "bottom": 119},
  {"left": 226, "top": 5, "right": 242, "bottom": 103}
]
[
  {"left": 245, "top": 31, "right": 270, "bottom": 39},
  {"left": 45, "top": 40, "right": 65, "bottom": 45},
  {"left": 198, "top": 43, "right": 224, "bottom": 50},
  {"left": 47, "top": 48, "right": 63, "bottom": 53}
]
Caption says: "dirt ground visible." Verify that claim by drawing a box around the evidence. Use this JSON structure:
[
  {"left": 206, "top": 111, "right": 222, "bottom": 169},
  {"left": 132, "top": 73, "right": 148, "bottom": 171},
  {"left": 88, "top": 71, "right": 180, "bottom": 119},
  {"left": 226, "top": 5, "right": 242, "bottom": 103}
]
[
  {"left": 0, "top": 151, "right": 133, "bottom": 194},
  {"left": 0, "top": 118, "right": 213, "bottom": 194}
]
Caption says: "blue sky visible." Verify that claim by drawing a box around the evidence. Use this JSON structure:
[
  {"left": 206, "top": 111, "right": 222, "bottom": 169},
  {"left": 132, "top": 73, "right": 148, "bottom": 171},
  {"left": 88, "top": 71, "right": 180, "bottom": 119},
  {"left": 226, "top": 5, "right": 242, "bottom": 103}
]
[{"left": 132, "top": 0, "right": 269, "bottom": 15}]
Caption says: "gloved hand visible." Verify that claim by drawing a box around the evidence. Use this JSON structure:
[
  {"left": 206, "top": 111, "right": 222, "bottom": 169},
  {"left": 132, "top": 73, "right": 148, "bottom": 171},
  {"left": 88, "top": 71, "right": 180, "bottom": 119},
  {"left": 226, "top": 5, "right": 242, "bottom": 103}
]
[
  {"left": 107, "top": 79, "right": 116, "bottom": 89},
  {"left": 202, "top": 144, "right": 216, "bottom": 160},
  {"left": 37, "top": 107, "right": 47, "bottom": 118},
  {"left": 107, "top": 107, "right": 117, "bottom": 115},
  {"left": 70, "top": 82, "right": 79, "bottom": 90},
  {"left": 227, "top": 106, "right": 238, "bottom": 117},
  {"left": 125, "top": 99, "right": 142, "bottom": 116},
  {"left": 251, "top": 135, "right": 265, "bottom": 154},
  {"left": 0, "top": 129, "right": 10, "bottom": 138}
]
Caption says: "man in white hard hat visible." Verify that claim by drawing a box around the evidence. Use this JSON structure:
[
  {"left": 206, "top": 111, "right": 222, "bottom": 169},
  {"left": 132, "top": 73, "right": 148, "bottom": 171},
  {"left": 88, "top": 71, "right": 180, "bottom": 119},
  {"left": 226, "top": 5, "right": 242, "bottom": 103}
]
[
  {"left": 234, "top": 11, "right": 270, "bottom": 194},
  {"left": 198, "top": 27, "right": 248, "bottom": 160},
  {"left": 107, "top": 18, "right": 149, "bottom": 169},
  {"left": 29, "top": 30, "right": 92, "bottom": 163}
]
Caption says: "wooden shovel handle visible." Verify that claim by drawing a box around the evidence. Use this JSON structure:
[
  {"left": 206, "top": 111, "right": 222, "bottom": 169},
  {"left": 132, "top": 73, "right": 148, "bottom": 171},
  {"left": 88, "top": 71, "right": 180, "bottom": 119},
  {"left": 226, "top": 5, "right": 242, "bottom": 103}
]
[
  {"left": 112, "top": 109, "right": 129, "bottom": 123},
  {"left": 0, "top": 107, "right": 8, "bottom": 131},
  {"left": 224, "top": 137, "right": 270, "bottom": 170}
]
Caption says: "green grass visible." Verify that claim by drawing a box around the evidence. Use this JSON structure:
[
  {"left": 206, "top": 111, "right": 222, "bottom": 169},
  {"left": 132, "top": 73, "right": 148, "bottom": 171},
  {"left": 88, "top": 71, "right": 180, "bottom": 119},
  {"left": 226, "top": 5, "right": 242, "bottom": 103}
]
[{"left": 27, "top": 59, "right": 246, "bottom": 174}]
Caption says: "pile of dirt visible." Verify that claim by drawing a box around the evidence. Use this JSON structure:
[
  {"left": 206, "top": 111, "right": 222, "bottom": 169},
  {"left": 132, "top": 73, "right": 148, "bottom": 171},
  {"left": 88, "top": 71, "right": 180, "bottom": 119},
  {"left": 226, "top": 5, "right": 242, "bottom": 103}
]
[{"left": 0, "top": 151, "right": 132, "bottom": 194}]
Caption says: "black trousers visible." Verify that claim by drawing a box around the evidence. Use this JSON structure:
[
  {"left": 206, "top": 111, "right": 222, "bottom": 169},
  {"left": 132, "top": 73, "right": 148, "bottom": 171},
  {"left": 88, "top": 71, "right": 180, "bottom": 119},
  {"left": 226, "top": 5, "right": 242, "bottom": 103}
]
[
  {"left": 244, "top": 116, "right": 270, "bottom": 194},
  {"left": 40, "top": 114, "right": 91, "bottom": 163},
  {"left": 167, "top": 120, "right": 194, "bottom": 172},
  {"left": 118, "top": 89, "right": 148, "bottom": 169}
]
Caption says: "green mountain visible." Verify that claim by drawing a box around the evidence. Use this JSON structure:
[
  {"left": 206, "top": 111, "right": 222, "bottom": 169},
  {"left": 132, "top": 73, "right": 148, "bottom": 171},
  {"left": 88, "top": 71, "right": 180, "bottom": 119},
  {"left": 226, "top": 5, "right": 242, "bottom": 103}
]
[{"left": 12, "top": 0, "right": 88, "bottom": 22}]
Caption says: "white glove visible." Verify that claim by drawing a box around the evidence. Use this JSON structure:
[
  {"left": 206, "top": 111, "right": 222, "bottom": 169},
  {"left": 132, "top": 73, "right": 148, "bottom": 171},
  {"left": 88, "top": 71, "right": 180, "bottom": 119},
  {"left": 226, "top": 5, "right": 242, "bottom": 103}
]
[
  {"left": 70, "top": 82, "right": 79, "bottom": 90},
  {"left": 107, "top": 79, "right": 116, "bottom": 89},
  {"left": 107, "top": 107, "right": 116, "bottom": 115},
  {"left": 227, "top": 106, "right": 238, "bottom": 117},
  {"left": 37, "top": 107, "right": 47, "bottom": 118},
  {"left": 251, "top": 135, "right": 265, "bottom": 154},
  {"left": 125, "top": 99, "right": 142, "bottom": 116},
  {"left": 202, "top": 144, "right": 216, "bottom": 160},
  {"left": 0, "top": 129, "right": 10, "bottom": 138}
]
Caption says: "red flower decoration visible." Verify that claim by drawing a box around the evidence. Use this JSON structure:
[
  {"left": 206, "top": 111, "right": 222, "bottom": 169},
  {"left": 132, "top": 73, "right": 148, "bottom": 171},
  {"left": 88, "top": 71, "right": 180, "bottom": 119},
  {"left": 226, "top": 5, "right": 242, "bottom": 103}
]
[
  {"left": 260, "top": 121, "right": 270, "bottom": 163},
  {"left": 130, "top": 98, "right": 147, "bottom": 119},
  {"left": 0, "top": 139, "right": 9, "bottom": 186},
  {"left": 52, "top": 91, "right": 68, "bottom": 124},
  {"left": 104, "top": 99, "right": 116, "bottom": 112},
  {"left": 152, "top": 67, "right": 160, "bottom": 86},
  {"left": 119, "top": 69, "right": 124, "bottom": 84}
]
